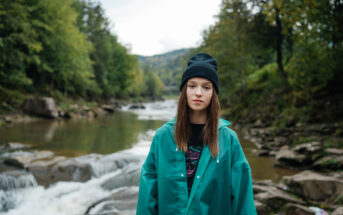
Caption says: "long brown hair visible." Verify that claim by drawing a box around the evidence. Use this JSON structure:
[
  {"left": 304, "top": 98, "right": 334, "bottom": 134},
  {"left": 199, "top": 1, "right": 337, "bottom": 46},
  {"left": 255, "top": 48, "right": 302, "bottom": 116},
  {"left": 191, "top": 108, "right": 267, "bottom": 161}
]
[{"left": 175, "top": 84, "right": 221, "bottom": 157}]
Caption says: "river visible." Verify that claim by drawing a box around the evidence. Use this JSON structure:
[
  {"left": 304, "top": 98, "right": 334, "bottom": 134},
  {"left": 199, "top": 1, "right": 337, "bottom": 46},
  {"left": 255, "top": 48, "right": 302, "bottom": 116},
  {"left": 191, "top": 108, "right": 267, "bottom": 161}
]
[{"left": 0, "top": 99, "right": 296, "bottom": 215}]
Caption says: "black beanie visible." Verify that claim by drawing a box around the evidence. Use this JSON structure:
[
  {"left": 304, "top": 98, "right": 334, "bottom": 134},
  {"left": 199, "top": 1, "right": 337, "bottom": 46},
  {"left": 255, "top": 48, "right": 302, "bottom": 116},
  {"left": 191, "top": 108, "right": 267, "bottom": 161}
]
[{"left": 180, "top": 53, "right": 219, "bottom": 94}]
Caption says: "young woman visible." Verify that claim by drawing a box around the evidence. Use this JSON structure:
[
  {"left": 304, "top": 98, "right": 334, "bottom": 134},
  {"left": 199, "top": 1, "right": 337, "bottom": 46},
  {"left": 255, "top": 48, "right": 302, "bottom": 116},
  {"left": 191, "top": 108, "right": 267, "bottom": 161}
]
[{"left": 136, "top": 53, "right": 256, "bottom": 215}]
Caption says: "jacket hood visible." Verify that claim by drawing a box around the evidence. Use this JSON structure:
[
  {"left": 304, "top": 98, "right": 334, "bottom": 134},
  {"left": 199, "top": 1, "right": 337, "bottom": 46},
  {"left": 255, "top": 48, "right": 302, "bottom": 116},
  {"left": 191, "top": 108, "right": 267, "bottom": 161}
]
[{"left": 165, "top": 118, "right": 230, "bottom": 128}]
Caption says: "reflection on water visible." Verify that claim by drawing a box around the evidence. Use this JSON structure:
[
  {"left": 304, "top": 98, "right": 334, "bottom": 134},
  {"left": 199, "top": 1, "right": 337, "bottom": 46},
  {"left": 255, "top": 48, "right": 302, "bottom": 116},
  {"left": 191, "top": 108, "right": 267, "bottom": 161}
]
[
  {"left": 0, "top": 99, "right": 298, "bottom": 182},
  {"left": 0, "top": 112, "right": 164, "bottom": 157},
  {"left": 240, "top": 137, "right": 299, "bottom": 182}
]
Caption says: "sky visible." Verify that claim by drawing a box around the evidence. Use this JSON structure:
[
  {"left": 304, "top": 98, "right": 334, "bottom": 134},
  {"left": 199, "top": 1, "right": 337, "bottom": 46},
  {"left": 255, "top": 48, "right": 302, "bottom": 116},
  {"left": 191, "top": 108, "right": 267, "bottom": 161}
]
[{"left": 99, "top": 0, "right": 222, "bottom": 56}]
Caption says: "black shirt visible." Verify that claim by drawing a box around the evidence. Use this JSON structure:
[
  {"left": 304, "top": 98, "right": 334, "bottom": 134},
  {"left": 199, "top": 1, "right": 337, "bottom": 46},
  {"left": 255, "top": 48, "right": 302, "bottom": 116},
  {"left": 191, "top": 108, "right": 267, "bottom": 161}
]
[{"left": 185, "top": 123, "right": 205, "bottom": 195}]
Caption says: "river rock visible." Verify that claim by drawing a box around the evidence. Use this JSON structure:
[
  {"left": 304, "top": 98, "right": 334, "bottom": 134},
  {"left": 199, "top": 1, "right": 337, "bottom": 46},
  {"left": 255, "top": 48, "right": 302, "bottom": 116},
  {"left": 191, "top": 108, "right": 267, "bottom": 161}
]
[
  {"left": 281, "top": 203, "right": 315, "bottom": 215},
  {"left": 101, "top": 152, "right": 144, "bottom": 169},
  {"left": 4, "top": 116, "right": 12, "bottom": 123},
  {"left": 275, "top": 146, "right": 307, "bottom": 166},
  {"left": 102, "top": 105, "right": 116, "bottom": 113},
  {"left": 93, "top": 107, "right": 107, "bottom": 117},
  {"left": 75, "top": 153, "right": 118, "bottom": 177},
  {"left": 313, "top": 155, "right": 343, "bottom": 170},
  {"left": 252, "top": 149, "right": 269, "bottom": 156},
  {"left": 50, "top": 158, "right": 92, "bottom": 183},
  {"left": 329, "top": 171, "right": 343, "bottom": 180},
  {"left": 64, "top": 111, "right": 82, "bottom": 120},
  {"left": 3, "top": 158, "right": 25, "bottom": 169},
  {"left": 101, "top": 163, "right": 141, "bottom": 191},
  {"left": 129, "top": 104, "right": 145, "bottom": 109},
  {"left": 28, "top": 156, "right": 94, "bottom": 186},
  {"left": 28, "top": 156, "right": 67, "bottom": 186},
  {"left": 273, "top": 136, "right": 288, "bottom": 147},
  {"left": 85, "top": 186, "right": 138, "bottom": 215},
  {"left": 0, "top": 170, "right": 37, "bottom": 191},
  {"left": 75, "top": 152, "right": 144, "bottom": 178},
  {"left": 0, "top": 142, "right": 30, "bottom": 154},
  {"left": 293, "top": 142, "right": 321, "bottom": 154},
  {"left": 282, "top": 170, "right": 343, "bottom": 202},
  {"left": 332, "top": 207, "right": 343, "bottom": 215},
  {"left": 325, "top": 148, "right": 343, "bottom": 155},
  {"left": 3, "top": 150, "right": 54, "bottom": 168},
  {"left": 254, "top": 200, "right": 271, "bottom": 214},
  {"left": 22, "top": 97, "right": 58, "bottom": 118},
  {"left": 253, "top": 183, "right": 304, "bottom": 210}
]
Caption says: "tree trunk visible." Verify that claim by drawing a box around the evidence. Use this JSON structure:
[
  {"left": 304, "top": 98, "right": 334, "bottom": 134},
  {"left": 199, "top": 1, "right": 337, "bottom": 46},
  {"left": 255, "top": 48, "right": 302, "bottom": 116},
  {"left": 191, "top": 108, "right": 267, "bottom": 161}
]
[{"left": 275, "top": 8, "right": 288, "bottom": 82}]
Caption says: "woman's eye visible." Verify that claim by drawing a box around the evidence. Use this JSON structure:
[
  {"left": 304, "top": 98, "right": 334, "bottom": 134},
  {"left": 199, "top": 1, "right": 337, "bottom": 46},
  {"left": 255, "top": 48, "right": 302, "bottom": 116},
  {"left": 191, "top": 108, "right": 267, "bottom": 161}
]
[
  {"left": 188, "top": 85, "right": 195, "bottom": 88},
  {"left": 203, "top": 86, "right": 211, "bottom": 90}
]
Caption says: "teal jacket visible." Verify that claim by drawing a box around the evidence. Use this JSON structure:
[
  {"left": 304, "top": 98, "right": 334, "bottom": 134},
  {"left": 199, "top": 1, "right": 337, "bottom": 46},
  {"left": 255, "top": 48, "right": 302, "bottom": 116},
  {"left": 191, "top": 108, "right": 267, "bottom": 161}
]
[{"left": 136, "top": 119, "right": 257, "bottom": 215}]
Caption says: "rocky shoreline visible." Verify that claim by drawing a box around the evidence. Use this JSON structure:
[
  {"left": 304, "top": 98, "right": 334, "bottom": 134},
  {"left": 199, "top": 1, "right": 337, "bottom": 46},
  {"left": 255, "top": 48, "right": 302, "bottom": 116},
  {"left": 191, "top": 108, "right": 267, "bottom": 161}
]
[
  {"left": 1, "top": 139, "right": 343, "bottom": 214},
  {"left": 234, "top": 120, "right": 343, "bottom": 214},
  {"left": 0, "top": 97, "right": 149, "bottom": 127}
]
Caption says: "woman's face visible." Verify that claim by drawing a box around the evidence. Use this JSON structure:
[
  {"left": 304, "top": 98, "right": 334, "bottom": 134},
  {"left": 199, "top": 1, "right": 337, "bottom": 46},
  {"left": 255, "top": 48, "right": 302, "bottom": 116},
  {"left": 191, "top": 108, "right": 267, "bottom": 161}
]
[{"left": 186, "top": 77, "right": 213, "bottom": 112}]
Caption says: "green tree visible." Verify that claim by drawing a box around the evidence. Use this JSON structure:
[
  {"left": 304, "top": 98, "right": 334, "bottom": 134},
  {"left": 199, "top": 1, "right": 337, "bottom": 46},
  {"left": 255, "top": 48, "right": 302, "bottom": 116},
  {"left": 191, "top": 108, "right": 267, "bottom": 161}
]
[
  {"left": 0, "top": 0, "right": 97, "bottom": 97},
  {"left": 73, "top": 0, "right": 142, "bottom": 98},
  {"left": 142, "top": 64, "right": 164, "bottom": 99}
]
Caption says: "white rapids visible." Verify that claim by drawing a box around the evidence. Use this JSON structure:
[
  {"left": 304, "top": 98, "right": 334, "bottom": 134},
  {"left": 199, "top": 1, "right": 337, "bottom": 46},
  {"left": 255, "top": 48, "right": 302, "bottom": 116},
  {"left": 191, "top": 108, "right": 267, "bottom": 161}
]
[{"left": 0, "top": 99, "right": 177, "bottom": 215}]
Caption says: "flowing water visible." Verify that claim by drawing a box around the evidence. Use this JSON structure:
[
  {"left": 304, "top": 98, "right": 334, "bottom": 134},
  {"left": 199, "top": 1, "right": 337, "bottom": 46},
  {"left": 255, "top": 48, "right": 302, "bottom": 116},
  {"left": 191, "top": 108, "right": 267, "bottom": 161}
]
[{"left": 0, "top": 99, "right": 297, "bottom": 215}]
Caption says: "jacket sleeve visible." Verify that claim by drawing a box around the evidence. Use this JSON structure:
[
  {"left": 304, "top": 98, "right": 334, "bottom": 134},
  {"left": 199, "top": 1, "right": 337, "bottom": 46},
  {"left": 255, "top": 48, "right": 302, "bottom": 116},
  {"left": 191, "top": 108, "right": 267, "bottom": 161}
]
[
  {"left": 136, "top": 133, "right": 158, "bottom": 215},
  {"left": 230, "top": 131, "right": 257, "bottom": 215}
]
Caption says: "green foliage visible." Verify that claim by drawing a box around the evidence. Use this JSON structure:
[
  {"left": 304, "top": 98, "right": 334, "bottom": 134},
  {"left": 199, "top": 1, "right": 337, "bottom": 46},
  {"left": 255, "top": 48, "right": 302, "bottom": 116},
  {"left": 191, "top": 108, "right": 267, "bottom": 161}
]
[
  {"left": 141, "top": 64, "right": 165, "bottom": 99},
  {"left": 0, "top": 0, "right": 143, "bottom": 104},
  {"left": 198, "top": 0, "right": 343, "bottom": 123},
  {"left": 246, "top": 63, "right": 279, "bottom": 90},
  {"left": 138, "top": 49, "right": 190, "bottom": 89},
  {"left": 0, "top": 86, "right": 27, "bottom": 108},
  {"left": 73, "top": 0, "right": 143, "bottom": 98}
]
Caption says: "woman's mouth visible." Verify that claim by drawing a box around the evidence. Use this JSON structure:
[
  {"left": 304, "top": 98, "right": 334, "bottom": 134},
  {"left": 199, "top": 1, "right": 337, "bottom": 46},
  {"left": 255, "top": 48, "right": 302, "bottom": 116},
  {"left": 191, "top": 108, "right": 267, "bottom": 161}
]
[{"left": 193, "top": 99, "right": 203, "bottom": 104}]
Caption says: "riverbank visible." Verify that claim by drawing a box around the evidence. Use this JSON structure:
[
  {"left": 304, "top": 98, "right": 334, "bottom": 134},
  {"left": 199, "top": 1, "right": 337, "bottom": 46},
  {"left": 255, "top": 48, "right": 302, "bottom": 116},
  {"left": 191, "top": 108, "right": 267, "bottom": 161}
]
[
  {"left": 0, "top": 96, "right": 161, "bottom": 128},
  {"left": 230, "top": 118, "right": 343, "bottom": 214},
  {"left": 1, "top": 142, "right": 343, "bottom": 214}
]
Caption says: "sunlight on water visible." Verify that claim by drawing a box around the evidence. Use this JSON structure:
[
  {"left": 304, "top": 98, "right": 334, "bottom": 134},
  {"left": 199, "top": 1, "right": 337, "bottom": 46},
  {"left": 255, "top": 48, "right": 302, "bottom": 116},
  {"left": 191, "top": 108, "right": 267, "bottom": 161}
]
[{"left": 121, "top": 100, "right": 177, "bottom": 121}]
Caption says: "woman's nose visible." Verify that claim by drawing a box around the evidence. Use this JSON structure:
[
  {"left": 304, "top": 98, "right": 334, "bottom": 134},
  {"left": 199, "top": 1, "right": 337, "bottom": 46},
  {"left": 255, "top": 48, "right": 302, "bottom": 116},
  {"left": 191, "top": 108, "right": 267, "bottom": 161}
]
[{"left": 195, "top": 87, "right": 202, "bottom": 96}]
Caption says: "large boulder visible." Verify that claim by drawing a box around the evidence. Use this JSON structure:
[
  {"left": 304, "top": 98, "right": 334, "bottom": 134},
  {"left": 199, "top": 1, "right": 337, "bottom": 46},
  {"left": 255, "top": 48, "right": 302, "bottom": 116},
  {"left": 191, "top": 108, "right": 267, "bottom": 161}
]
[
  {"left": 28, "top": 156, "right": 92, "bottom": 186},
  {"left": 0, "top": 170, "right": 37, "bottom": 191},
  {"left": 101, "top": 105, "right": 116, "bottom": 113},
  {"left": 27, "top": 151, "right": 143, "bottom": 187},
  {"left": 325, "top": 148, "right": 343, "bottom": 156},
  {"left": 0, "top": 170, "right": 37, "bottom": 212},
  {"left": 22, "top": 97, "right": 58, "bottom": 118},
  {"left": 332, "top": 207, "right": 343, "bottom": 215},
  {"left": 253, "top": 183, "right": 304, "bottom": 211},
  {"left": 101, "top": 163, "right": 141, "bottom": 191},
  {"left": 3, "top": 150, "right": 54, "bottom": 168},
  {"left": 281, "top": 203, "right": 315, "bottom": 215},
  {"left": 28, "top": 156, "right": 67, "bottom": 186},
  {"left": 254, "top": 200, "right": 271, "bottom": 214},
  {"left": 85, "top": 186, "right": 138, "bottom": 215},
  {"left": 129, "top": 103, "right": 145, "bottom": 109},
  {"left": 313, "top": 155, "right": 343, "bottom": 170},
  {"left": 275, "top": 146, "right": 307, "bottom": 167},
  {"left": 282, "top": 170, "right": 343, "bottom": 202},
  {"left": 293, "top": 142, "right": 321, "bottom": 154}
]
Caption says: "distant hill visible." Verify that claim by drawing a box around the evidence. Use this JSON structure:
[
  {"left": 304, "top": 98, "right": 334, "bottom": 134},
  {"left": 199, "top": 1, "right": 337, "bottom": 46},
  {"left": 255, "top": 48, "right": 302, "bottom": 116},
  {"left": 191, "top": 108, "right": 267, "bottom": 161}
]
[{"left": 138, "top": 48, "right": 192, "bottom": 89}]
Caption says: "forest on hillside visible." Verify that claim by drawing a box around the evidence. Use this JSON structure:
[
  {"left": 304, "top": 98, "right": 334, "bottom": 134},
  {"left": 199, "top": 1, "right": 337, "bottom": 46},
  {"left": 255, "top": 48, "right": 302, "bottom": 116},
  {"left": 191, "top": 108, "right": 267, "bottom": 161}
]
[
  {"left": 0, "top": 0, "right": 165, "bottom": 112},
  {"left": 138, "top": 48, "right": 190, "bottom": 89},
  {"left": 194, "top": 0, "right": 343, "bottom": 124}
]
